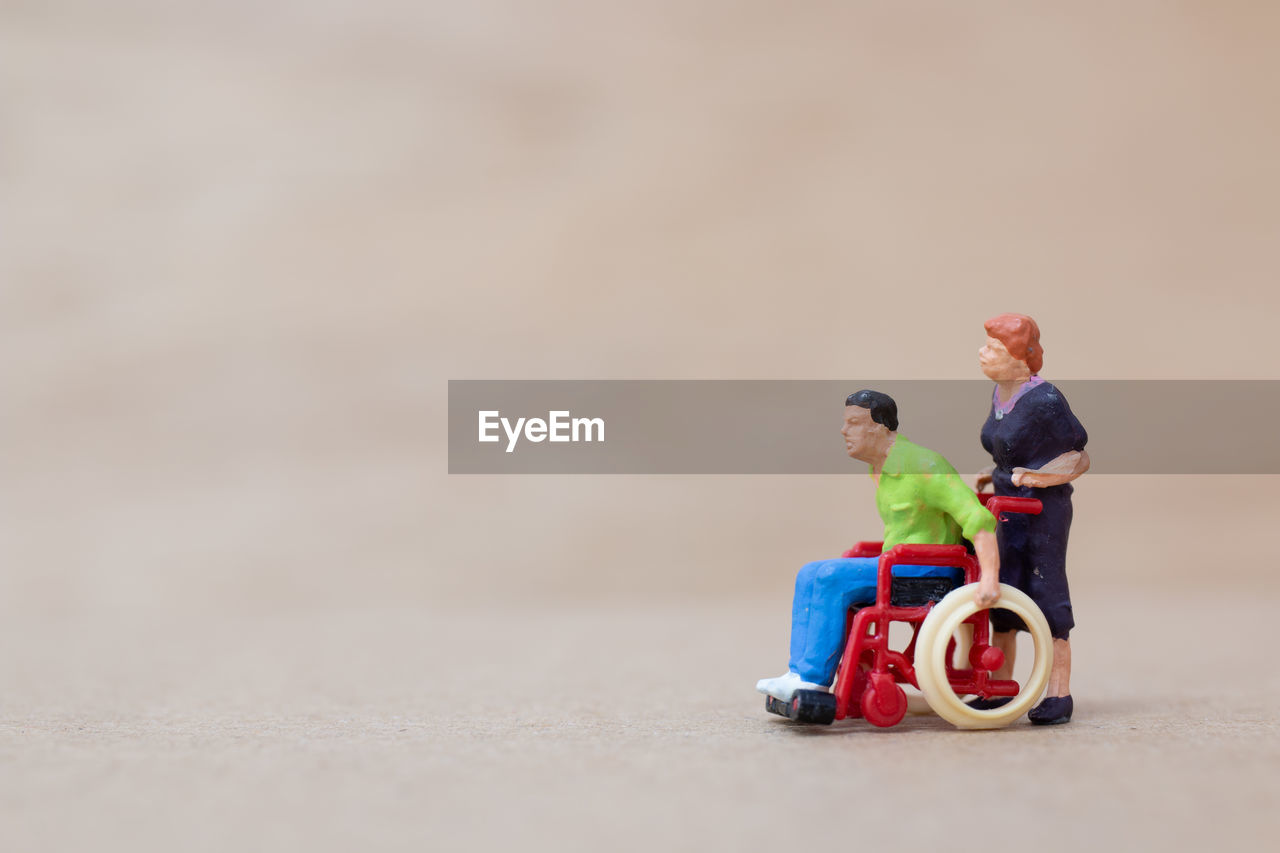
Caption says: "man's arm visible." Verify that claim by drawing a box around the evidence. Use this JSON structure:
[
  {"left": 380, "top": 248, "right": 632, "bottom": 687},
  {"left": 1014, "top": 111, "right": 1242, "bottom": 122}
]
[
  {"left": 923, "top": 467, "right": 1001, "bottom": 606},
  {"left": 972, "top": 529, "right": 1000, "bottom": 607}
]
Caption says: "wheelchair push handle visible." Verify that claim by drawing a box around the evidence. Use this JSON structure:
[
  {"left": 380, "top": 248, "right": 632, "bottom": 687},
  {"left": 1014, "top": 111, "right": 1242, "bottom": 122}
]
[{"left": 977, "top": 492, "right": 1042, "bottom": 521}]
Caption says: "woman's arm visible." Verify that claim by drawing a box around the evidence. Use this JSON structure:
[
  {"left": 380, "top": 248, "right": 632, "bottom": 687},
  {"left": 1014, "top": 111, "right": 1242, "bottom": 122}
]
[{"left": 1011, "top": 449, "right": 1090, "bottom": 488}]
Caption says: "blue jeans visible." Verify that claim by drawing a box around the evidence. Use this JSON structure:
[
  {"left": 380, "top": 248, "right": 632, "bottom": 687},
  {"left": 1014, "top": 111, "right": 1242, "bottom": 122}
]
[{"left": 788, "top": 557, "right": 963, "bottom": 685}]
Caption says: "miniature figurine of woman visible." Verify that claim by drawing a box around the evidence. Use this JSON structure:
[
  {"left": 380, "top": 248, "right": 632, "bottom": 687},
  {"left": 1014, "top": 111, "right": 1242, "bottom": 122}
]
[{"left": 976, "top": 314, "right": 1089, "bottom": 725}]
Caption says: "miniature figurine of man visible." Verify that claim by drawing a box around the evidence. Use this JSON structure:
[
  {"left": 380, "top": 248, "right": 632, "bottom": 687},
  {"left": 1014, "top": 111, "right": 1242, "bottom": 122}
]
[
  {"left": 756, "top": 390, "right": 1001, "bottom": 703},
  {"left": 976, "top": 314, "right": 1089, "bottom": 725}
]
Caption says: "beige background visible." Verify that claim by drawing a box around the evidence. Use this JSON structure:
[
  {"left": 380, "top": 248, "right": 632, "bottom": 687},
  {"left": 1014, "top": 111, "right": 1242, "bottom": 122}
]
[{"left": 2, "top": 1, "right": 1278, "bottom": 851}]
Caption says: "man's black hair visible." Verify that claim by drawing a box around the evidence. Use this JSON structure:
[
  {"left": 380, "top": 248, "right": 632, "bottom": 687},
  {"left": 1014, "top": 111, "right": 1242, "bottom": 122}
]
[{"left": 845, "top": 389, "right": 899, "bottom": 432}]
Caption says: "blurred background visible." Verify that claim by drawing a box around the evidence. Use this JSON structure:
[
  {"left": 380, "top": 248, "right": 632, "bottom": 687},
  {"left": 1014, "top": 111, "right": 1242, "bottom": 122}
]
[{"left": 2, "top": 2, "right": 1278, "bottom": 851}]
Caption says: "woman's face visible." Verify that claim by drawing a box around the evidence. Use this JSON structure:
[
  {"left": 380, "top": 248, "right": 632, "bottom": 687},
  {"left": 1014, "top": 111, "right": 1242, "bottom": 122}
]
[{"left": 978, "top": 336, "right": 1030, "bottom": 382}]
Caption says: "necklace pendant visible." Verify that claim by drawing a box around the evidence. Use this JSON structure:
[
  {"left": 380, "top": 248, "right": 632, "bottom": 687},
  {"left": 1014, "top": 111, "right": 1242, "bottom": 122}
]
[{"left": 995, "top": 409, "right": 1004, "bottom": 421}]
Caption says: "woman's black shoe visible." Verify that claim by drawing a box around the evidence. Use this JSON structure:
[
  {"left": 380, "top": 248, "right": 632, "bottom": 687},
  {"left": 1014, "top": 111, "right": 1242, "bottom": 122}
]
[
  {"left": 966, "top": 696, "right": 1013, "bottom": 711},
  {"left": 1029, "top": 694, "right": 1073, "bottom": 725}
]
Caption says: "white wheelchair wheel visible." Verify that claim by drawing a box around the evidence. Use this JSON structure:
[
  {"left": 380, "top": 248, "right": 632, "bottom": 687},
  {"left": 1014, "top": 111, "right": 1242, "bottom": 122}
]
[
  {"left": 915, "top": 583, "right": 1052, "bottom": 730},
  {"left": 905, "top": 621, "right": 975, "bottom": 714}
]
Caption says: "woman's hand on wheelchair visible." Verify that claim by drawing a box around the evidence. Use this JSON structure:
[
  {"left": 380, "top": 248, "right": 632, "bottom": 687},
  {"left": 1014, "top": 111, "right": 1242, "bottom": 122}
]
[{"left": 975, "top": 465, "right": 994, "bottom": 491}]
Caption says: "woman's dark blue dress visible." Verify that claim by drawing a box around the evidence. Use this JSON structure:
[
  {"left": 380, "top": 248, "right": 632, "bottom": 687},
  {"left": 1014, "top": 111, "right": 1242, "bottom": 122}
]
[{"left": 980, "top": 381, "right": 1087, "bottom": 639}]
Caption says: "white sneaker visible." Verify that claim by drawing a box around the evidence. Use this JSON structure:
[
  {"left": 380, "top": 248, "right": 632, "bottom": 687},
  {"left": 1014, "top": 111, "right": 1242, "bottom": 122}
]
[{"left": 755, "top": 671, "right": 828, "bottom": 702}]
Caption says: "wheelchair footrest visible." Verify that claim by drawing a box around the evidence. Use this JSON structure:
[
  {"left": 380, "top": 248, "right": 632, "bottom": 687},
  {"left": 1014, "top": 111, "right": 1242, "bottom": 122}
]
[{"left": 764, "top": 690, "right": 837, "bottom": 725}]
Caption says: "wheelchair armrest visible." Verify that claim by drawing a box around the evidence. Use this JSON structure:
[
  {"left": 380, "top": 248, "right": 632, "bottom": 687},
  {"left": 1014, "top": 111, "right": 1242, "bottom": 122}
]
[
  {"left": 884, "top": 543, "right": 969, "bottom": 563},
  {"left": 842, "top": 541, "right": 883, "bottom": 558}
]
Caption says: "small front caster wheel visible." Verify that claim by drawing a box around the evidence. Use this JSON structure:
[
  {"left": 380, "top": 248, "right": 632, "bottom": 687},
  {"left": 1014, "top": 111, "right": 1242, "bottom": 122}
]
[{"left": 860, "top": 674, "right": 908, "bottom": 727}]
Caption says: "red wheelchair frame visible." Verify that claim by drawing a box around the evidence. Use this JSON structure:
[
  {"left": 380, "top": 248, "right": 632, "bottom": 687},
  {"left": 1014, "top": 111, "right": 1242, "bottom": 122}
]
[{"left": 771, "top": 493, "right": 1043, "bottom": 727}]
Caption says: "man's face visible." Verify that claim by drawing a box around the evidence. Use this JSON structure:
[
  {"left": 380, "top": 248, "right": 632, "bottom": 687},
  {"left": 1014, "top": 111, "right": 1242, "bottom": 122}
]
[{"left": 841, "top": 405, "right": 884, "bottom": 461}]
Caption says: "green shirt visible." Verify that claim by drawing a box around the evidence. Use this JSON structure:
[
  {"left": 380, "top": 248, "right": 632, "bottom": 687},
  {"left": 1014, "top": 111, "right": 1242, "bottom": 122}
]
[{"left": 873, "top": 436, "right": 997, "bottom": 549}]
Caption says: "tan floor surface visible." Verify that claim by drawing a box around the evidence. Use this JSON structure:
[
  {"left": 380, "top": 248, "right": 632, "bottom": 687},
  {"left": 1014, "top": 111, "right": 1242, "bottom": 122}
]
[{"left": 3, "top": 586, "right": 1278, "bottom": 851}]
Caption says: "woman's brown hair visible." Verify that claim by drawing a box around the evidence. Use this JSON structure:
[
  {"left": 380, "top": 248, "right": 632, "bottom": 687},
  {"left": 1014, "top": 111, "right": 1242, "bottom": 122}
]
[{"left": 984, "top": 313, "right": 1043, "bottom": 374}]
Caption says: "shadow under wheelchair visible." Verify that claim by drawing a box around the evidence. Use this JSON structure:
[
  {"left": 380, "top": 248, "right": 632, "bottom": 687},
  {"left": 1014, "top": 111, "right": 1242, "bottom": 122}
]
[{"left": 772, "top": 708, "right": 1058, "bottom": 737}]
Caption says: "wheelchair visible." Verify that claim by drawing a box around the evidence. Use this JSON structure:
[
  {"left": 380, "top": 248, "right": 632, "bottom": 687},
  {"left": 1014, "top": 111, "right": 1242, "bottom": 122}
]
[{"left": 764, "top": 493, "right": 1052, "bottom": 730}]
